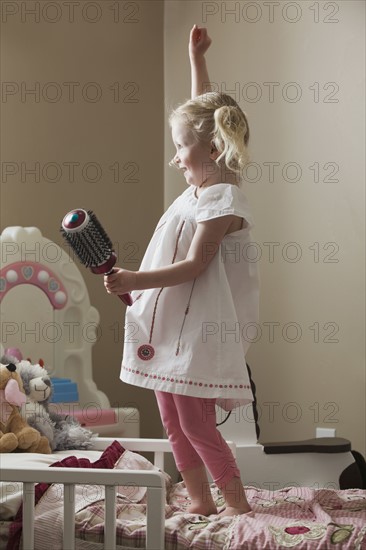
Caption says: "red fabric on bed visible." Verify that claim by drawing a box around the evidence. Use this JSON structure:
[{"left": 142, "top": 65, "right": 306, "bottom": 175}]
[{"left": 6, "top": 440, "right": 125, "bottom": 550}]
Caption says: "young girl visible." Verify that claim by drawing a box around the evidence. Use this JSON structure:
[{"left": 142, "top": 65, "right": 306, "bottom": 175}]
[{"left": 105, "top": 25, "right": 259, "bottom": 517}]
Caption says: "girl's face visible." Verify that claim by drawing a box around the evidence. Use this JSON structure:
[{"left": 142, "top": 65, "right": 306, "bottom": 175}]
[{"left": 171, "top": 118, "right": 216, "bottom": 187}]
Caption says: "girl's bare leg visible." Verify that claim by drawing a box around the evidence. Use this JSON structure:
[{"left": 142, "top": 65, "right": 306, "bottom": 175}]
[
  {"left": 219, "top": 476, "right": 252, "bottom": 517},
  {"left": 180, "top": 465, "right": 218, "bottom": 516}
]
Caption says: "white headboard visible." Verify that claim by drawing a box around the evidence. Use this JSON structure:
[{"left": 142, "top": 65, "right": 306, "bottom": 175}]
[{"left": 0, "top": 226, "right": 109, "bottom": 408}]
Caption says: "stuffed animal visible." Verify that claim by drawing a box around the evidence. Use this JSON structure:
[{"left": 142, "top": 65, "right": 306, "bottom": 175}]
[
  {"left": 0, "top": 362, "right": 51, "bottom": 453},
  {"left": 15, "top": 360, "right": 94, "bottom": 451},
  {"left": 16, "top": 360, "right": 56, "bottom": 447}
]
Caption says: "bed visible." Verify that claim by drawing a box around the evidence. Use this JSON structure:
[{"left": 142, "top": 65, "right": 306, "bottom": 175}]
[
  {"left": 1, "top": 226, "right": 365, "bottom": 550},
  {"left": 0, "top": 436, "right": 365, "bottom": 550}
]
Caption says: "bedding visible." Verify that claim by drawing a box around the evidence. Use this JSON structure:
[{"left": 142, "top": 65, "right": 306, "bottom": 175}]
[{"left": 0, "top": 442, "right": 365, "bottom": 550}]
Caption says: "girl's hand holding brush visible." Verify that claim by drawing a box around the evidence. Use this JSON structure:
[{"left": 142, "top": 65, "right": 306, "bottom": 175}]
[{"left": 104, "top": 268, "right": 137, "bottom": 296}]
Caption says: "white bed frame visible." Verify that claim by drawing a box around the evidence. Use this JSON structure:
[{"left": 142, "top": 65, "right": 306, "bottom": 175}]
[
  {"left": 0, "top": 436, "right": 237, "bottom": 550},
  {"left": 0, "top": 438, "right": 167, "bottom": 550}
]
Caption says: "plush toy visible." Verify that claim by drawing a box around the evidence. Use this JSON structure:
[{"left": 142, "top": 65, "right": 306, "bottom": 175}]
[
  {"left": 14, "top": 360, "right": 94, "bottom": 452},
  {"left": 16, "top": 360, "right": 56, "bottom": 447},
  {"left": 0, "top": 362, "right": 51, "bottom": 453}
]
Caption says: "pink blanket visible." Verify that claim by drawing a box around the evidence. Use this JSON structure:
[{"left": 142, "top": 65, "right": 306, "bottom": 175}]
[
  {"left": 228, "top": 485, "right": 366, "bottom": 549},
  {"left": 7, "top": 442, "right": 366, "bottom": 549}
]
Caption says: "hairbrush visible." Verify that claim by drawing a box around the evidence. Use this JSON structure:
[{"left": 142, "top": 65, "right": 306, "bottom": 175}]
[{"left": 60, "top": 208, "right": 133, "bottom": 306}]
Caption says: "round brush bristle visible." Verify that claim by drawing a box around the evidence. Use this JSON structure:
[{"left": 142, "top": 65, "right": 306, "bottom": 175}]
[
  {"left": 61, "top": 209, "right": 114, "bottom": 268},
  {"left": 60, "top": 208, "right": 133, "bottom": 306}
]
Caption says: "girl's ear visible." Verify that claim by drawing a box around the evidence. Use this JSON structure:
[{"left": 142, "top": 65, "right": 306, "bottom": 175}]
[{"left": 210, "top": 143, "right": 220, "bottom": 160}]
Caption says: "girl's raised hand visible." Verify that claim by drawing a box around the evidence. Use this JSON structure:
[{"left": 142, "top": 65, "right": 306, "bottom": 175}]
[{"left": 189, "top": 24, "right": 212, "bottom": 58}]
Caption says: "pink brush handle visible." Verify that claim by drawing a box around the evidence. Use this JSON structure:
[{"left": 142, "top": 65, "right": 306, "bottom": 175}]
[
  {"left": 91, "top": 255, "right": 133, "bottom": 307},
  {"left": 118, "top": 293, "right": 133, "bottom": 306}
]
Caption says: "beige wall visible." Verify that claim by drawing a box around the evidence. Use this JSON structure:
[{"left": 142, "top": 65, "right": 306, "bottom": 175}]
[
  {"left": 164, "top": 1, "right": 365, "bottom": 456},
  {"left": 0, "top": 1, "right": 165, "bottom": 440},
  {"left": 1, "top": 0, "right": 365, "bottom": 458}
]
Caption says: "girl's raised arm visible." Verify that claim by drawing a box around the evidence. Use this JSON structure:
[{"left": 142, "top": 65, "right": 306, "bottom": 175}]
[{"left": 189, "top": 25, "right": 212, "bottom": 99}]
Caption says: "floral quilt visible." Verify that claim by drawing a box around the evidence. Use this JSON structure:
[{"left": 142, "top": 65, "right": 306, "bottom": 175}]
[{"left": 3, "top": 441, "right": 366, "bottom": 550}]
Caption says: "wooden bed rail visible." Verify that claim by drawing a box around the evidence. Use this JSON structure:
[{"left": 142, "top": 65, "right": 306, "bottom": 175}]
[{"left": 1, "top": 467, "right": 166, "bottom": 550}]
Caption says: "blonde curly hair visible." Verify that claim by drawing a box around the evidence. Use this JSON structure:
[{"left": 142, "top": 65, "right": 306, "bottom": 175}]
[{"left": 169, "top": 92, "right": 250, "bottom": 179}]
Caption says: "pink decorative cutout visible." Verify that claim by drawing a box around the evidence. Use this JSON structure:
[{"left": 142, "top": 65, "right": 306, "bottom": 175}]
[{"left": 0, "top": 261, "right": 68, "bottom": 310}]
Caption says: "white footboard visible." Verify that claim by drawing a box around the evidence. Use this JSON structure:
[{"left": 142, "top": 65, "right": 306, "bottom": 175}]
[
  {"left": 0, "top": 437, "right": 174, "bottom": 550},
  {"left": 2, "top": 466, "right": 165, "bottom": 550},
  {"left": 0, "top": 437, "right": 236, "bottom": 550}
]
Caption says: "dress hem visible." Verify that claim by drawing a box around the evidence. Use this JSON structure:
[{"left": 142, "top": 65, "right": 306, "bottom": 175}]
[{"left": 120, "top": 366, "right": 254, "bottom": 403}]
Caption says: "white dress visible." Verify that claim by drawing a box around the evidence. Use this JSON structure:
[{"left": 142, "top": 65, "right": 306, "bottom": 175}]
[{"left": 120, "top": 183, "right": 260, "bottom": 410}]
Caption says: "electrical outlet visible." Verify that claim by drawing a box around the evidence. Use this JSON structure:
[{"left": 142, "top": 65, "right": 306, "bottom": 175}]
[{"left": 316, "top": 427, "right": 336, "bottom": 438}]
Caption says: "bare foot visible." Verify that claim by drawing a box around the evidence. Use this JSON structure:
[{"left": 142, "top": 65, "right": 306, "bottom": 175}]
[
  {"left": 180, "top": 465, "right": 218, "bottom": 516},
  {"left": 218, "top": 505, "right": 252, "bottom": 517},
  {"left": 218, "top": 476, "right": 252, "bottom": 518},
  {"left": 187, "top": 500, "right": 218, "bottom": 516}
]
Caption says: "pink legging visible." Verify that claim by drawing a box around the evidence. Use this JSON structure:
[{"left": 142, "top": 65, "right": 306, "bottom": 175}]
[{"left": 155, "top": 391, "right": 240, "bottom": 489}]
